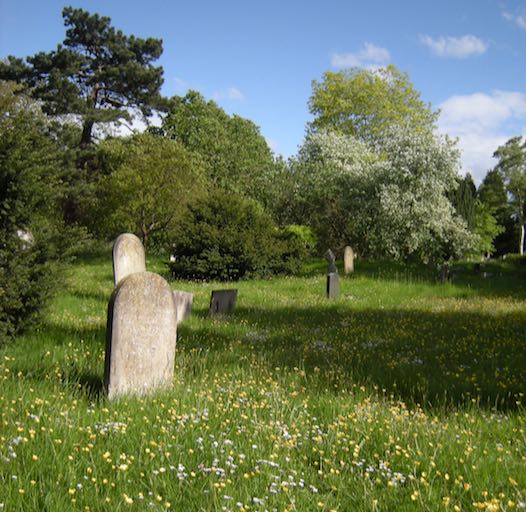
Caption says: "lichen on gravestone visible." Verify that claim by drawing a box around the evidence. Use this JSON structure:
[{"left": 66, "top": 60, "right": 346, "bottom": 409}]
[
  {"left": 112, "top": 233, "right": 146, "bottom": 286},
  {"left": 104, "top": 271, "right": 177, "bottom": 399}
]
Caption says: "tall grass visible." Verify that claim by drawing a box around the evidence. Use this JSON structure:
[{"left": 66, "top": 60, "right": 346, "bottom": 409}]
[{"left": 0, "top": 253, "right": 524, "bottom": 511}]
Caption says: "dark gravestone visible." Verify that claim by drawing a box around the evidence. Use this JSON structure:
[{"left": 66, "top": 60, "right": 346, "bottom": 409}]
[
  {"left": 327, "top": 273, "right": 340, "bottom": 299},
  {"left": 209, "top": 289, "right": 238, "bottom": 316},
  {"left": 325, "top": 249, "right": 340, "bottom": 299}
]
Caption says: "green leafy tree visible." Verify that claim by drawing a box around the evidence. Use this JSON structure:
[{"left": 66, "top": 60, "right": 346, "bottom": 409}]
[
  {"left": 308, "top": 65, "right": 438, "bottom": 146},
  {"left": 96, "top": 133, "right": 206, "bottom": 248},
  {"left": 470, "top": 201, "right": 504, "bottom": 257},
  {"left": 493, "top": 136, "right": 526, "bottom": 255},
  {"left": 0, "top": 82, "right": 81, "bottom": 342},
  {"left": 0, "top": 7, "right": 164, "bottom": 146},
  {"left": 478, "top": 169, "right": 516, "bottom": 255},
  {"left": 162, "top": 91, "right": 276, "bottom": 205}
]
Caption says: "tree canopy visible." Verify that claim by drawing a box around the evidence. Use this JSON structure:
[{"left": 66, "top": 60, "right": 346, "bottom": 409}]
[
  {"left": 95, "top": 133, "right": 206, "bottom": 247},
  {"left": 162, "top": 91, "right": 276, "bottom": 204},
  {"left": 0, "top": 7, "right": 164, "bottom": 146},
  {"left": 493, "top": 136, "right": 526, "bottom": 255},
  {"left": 308, "top": 65, "right": 438, "bottom": 147},
  {"left": 289, "top": 127, "right": 474, "bottom": 261}
]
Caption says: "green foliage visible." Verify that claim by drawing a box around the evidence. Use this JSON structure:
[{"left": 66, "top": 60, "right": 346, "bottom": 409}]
[
  {"left": 0, "top": 6, "right": 164, "bottom": 146},
  {"left": 169, "top": 191, "right": 305, "bottom": 280},
  {"left": 449, "top": 173, "right": 477, "bottom": 229},
  {"left": 1, "top": 254, "right": 525, "bottom": 510},
  {"left": 469, "top": 200, "right": 504, "bottom": 257},
  {"left": 308, "top": 65, "right": 438, "bottom": 146},
  {"left": 284, "top": 225, "right": 318, "bottom": 255},
  {"left": 162, "top": 91, "right": 277, "bottom": 206},
  {"left": 478, "top": 169, "right": 516, "bottom": 255},
  {"left": 493, "top": 136, "right": 526, "bottom": 255},
  {"left": 0, "top": 82, "right": 82, "bottom": 342},
  {"left": 94, "top": 133, "right": 206, "bottom": 248},
  {"left": 288, "top": 129, "right": 474, "bottom": 261}
]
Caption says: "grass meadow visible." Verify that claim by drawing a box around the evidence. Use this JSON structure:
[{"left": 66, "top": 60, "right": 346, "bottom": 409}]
[{"left": 0, "top": 253, "right": 525, "bottom": 511}]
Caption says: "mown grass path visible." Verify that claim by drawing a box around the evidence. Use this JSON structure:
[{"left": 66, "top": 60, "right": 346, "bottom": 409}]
[{"left": 1, "top": 254, "right": 525, "bottom": 511}]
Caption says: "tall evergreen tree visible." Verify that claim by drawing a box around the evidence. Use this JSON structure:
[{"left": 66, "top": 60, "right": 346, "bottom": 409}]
[
  {"left": 478, "top": 169, "right": 516, "bottom": 255},
  {"left": 0, "top": 7, "right": 164, "bottom": 146}
]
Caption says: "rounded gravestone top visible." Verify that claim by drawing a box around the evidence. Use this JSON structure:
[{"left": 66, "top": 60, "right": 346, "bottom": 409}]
[{"left": 112, "top": 233, "right": 146, "bottom": 286}]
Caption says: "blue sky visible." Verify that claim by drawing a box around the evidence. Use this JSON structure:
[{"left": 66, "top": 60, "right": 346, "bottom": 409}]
[{"left": 1, "top": 0, "right": 525, "bottom": 182}]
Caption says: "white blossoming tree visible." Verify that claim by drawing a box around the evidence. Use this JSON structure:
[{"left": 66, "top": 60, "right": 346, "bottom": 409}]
[{"left": 292, "top": 127, "right": 476, "bottom": 261}]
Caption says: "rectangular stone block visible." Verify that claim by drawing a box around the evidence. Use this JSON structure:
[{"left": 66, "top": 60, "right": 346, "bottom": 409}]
[
  {"left": 173, "top": 290, "right": 193, "bottom": 324},
  {"left": 209, "top": 289, "right": 237, "bottom": 317},
  {"left": 326, "top": 272, "right": 340, "bottom": 299}
]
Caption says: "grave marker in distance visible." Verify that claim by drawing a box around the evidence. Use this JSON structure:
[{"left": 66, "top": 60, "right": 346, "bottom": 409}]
[
  {"left": 209, "top": 289, "right": 238, "bottom": 317},
  {"left": 325, "top": 249, "right": 340, "bottom": 299},
  {"left": 173, "top": 290, "right": 193, "bottom": 324},
  {"left": 112, "top": 233, "right": 146, "bottom": 286},
  {"left": 344, "top": 246, "right": 354, "bottom": 274}
]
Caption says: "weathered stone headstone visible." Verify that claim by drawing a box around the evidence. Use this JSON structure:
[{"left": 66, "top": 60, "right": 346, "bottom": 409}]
[
  {"left": 112, "top": 233, "right": 146, "bottom": 287},
  {"left": 344, "top": 246, "right": 354, "bottom": 274},
  {"left": 324, "top": 249, "right": 340, "bottom": 299},
  {"left": 104, "top": 271, "right": 177, "bottom": 399},
  {"left": 173, "top": 290, "right": 193, "bottom": 324},
  {"left": 326, "top": 273, "right": 340, "bottom": 299},
  {"left": 209, "top": 289, "right": 238, "bottom": 316}
]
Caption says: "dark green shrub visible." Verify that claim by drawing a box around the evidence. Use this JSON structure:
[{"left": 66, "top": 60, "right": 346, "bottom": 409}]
[
  {"left": 0, "top": 83, "right": 81, "bottom": 343},
  {"left": 169, "top": 190, "right": 305, "bottom": 280}
]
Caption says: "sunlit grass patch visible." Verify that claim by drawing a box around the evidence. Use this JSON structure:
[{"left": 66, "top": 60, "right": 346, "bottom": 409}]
[{"left": 0, "top": 254, "right": 524, "bottom": 511}]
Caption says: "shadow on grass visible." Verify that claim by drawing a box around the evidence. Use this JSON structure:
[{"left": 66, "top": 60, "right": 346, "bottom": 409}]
[
  {"left": 71, "top": 371, "right": 105, "bottom": 401},
  {"left": 181, "top": 303, "right": 526, "bottom": 411}
]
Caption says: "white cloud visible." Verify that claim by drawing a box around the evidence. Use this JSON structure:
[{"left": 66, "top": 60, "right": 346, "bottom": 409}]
[
  {"left": 503, "top": 10, "right": 526, "bottom": 29},
  {"left": 331, "top": 42, "right": 390, "bottom": 69},
  {"left": 212, "top": 87, "right": 245, "bottom": 102},
  {"left": 420, "top": 35, "right": 488, "bottom": 58},
  {"left": 438, "top": 91, "right": 526, "bottom": 182}
]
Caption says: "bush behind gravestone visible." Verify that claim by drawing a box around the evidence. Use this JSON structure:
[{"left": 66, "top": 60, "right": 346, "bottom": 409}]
[
  {"left": 169, "top": 190, "right": 306, "bottom": 280},
  {"left": 0, "top": 83, "right": 84, "bottom": 343}
]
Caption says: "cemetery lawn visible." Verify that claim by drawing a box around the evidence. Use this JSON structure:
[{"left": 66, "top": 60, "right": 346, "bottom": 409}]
[{"left": 1, "top": 253, "right": 525, "bottom": 512}]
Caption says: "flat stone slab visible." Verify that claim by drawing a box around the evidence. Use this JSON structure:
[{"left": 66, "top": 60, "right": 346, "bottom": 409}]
[
  {"left": 173, "top": 290, "right": 193, "bottom": 324},
  {"left": 105, "top": 271, "right": 177, "bottom": 399},
  {"left": 209, "top": 289, "right": 238, "bottom": 317},
  {"left": 112, "top": 233, "right": 146, "bottom": 286}
]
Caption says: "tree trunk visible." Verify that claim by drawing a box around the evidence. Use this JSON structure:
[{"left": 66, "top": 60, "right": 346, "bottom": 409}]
[
  {"left": 80, "top": 119, "right": 95, "bottom": 146},
  {"left": 520, "top": 223, "right": 525, "bottom": 256}
]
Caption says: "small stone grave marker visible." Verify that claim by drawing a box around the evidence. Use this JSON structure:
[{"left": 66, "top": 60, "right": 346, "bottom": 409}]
[
  {"left": 104, "top": 271, "right": 177, "bottom": 399},
  {"left": 327, "top": 273, "right": 340, "bottom": 299},
  {"left": 173, "top": 290, "right": 193, "bottom": 324},
  {"left": 325, "top": 249, "right": 340, "bottom": 299},
  {"left": 209, "top": 289, "right": 238, "bottom": 316},
  {"left": 112, "top": 233, "right": 146, "bottom": 286},
  {"left": 344, "top": 246, "right": 354, "bottom": 274}
]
